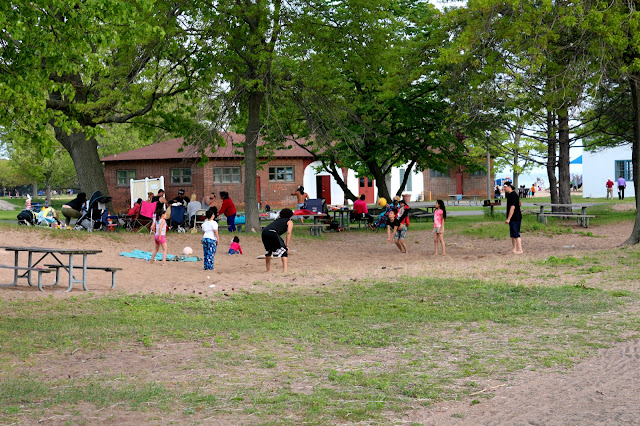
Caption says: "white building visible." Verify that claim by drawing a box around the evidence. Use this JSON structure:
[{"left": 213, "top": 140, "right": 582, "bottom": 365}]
[
  {"left": 582, "top": 145, "right": 634, "bottom": 198},
  {"left": 302, "top": 161, "right": 425, "bottom": 205}
]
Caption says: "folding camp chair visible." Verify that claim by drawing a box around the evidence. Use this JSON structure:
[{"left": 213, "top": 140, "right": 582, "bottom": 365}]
[{"left": 131, "top": 201, "right": 157, "bottom": 232}]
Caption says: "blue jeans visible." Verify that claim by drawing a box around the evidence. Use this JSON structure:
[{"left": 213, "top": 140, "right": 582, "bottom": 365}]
[{"left": 227, "top": 214, "right": 236, "bottom": 232}]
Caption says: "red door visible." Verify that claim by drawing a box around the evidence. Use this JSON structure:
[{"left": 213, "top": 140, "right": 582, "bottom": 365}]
[
  {"left": 359, "top": 177, "right": 375, "bottom": 203},
  {"left": 456, "top": 171, "right": 463, "bottom": 194},
  {"left": 316, "top": 175, "right": 332, "bottom": 203}
]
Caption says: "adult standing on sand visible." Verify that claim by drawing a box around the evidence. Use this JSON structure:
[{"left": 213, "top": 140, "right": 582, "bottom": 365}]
[
  {"left": 504, "top": 183, "right": 523, "bottom": 254},
  {"left": 261, "top": 208, "right": 294, "bottom": 273}
]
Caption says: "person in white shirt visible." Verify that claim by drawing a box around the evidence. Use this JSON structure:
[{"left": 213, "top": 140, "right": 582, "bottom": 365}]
[{"left": 201, "top": 210, "right": 219, "bottom": 270}]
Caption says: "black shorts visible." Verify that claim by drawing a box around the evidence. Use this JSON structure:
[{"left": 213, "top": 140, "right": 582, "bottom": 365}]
[
  {"left": 509, "top": 221, "right": 521, "bottom": 238},
  {"left": 261, "top": 230, "right": 288, "bottom": 258}
]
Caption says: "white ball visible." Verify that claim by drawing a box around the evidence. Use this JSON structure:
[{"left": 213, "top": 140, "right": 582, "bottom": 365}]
[{"left": 183, "top": 246, "right": 193, "bottom": 256}]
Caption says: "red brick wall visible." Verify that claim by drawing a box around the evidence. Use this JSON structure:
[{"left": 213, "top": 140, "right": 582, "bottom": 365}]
[
  {"left": 104, "top": 158, "right": 308, "bottom": 212},
  {"left": 422, "top": 164, "right": 494, "bottom": 201}
]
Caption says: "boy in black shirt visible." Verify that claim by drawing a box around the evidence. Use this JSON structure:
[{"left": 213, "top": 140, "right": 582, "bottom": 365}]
[{"left": 504, "top": 183, "right": 523, "bottom": 254}]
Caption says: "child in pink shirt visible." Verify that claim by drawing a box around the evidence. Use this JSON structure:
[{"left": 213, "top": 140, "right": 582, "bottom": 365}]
[
  {"left": 228, "top": 236, "right": 243, "bottom": 255},
  {"left": 433, "top": 199, "right": 446, "bottom": 255}
]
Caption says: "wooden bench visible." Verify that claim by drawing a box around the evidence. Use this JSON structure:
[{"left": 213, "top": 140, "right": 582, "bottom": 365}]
[
  {"left": 45, "top": 264, "right": 122, "bottom": 289},
  {"left": 410, "top": 211, "right": 434, "bottom": 223},
  {"left": 537, "top": 213, "right": 596, "bottom": 228},
  {"left": 0, "top": 264, "right": 53, "bottom": 290}
]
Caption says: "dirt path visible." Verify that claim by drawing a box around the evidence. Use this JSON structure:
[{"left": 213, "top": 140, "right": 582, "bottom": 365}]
[{"left": 414, "top": 339, "right": 640, "bottom": 425}]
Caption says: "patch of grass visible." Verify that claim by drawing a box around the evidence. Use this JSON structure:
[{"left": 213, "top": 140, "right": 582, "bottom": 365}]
[
  {"left": 538, "top": 256, "right": 585, "bottom": 266},
  {"left": 0, "top": 279, "right": 638, "bottom": 423}
]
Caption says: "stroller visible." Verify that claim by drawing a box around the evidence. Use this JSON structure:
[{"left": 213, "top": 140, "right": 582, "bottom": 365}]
[
  {"left": 168, "top": 204, "right": 187, "bottom": 233},
  {"left": 17, "top": 209, "right": 37, "bottom": 226},
  {"left": 75, "top": 191, "right": 112, "bottom": 232}
]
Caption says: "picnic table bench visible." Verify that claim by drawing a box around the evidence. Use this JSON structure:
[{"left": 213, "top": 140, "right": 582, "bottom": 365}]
[
  {"left": 0, "top": 264, "right": 53, "bottom": 290},
  {"left": 534, "top": 203, "right": 596, "bottom": 228},
  {"left": 44, "top": 264, "right": 122, "bottom": 290},
  {"left": 410, "top": 206, "right": 435, "bottom": 222},
  {"left": 447, "top": 194, "right": 480, "bottom": 206}
]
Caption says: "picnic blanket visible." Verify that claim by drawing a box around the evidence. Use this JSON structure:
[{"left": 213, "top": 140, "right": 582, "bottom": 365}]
[{"left": 119, "top": 249, "right": 201, "bottom": 262}]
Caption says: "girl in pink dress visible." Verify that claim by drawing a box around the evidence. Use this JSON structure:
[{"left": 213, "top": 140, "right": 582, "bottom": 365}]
[
  {"left": 150, "top": 210, "right": 168, "bottom": 265},
  {"left": 433, "top": 199, "right": 446, "bottom": 255}
]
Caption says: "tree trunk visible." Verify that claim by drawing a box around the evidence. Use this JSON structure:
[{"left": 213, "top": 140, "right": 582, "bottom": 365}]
[
  {"left": 44, "top": 171, "right": 52, "bottom": 204},
  {"left": 53, "top": 127, "right": 109, "bottom": 199},
  {"left": 557, "top": 107, "right": 572, "bottom": 212},
  {"left": 323, "top": 162, "right": 358, "bottom": 202},
  {"left": 624, "top": 74, "right": 640, "bottom": 245},
  {"left": 363, "top": 158, "right": 391, "bottom": 201},
  {"left": 546, "top": 110, "right": 559, "bottom": 206},
  {"left": 395, "top": 160, "right": 416, "bottom": 197},
  {"left": 243, "top": 91, "right": 263, "bottom": 233},
  {"left": 512, "top": 125, "right": 523, "bottom": 189}
]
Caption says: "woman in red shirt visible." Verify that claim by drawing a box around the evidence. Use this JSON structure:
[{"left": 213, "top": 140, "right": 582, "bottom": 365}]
[{"left": 219, "top": 191, "right": 237, "bottom": 232}]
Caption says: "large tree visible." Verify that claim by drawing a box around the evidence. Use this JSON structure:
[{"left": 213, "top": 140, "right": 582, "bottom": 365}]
[
  {"left": 441, "top": 0, "right": 599, "bottom": 210},
  {"left": 264, "top": 0, "right": 470, "bottom": 201},
  {"left": 0, "top": 2, "right": 205, "bottom": 199}
]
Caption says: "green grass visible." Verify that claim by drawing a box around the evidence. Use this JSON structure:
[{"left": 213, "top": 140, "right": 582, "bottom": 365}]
[
  {"left": 1, "top": 278, "right": 639, "bottom": 423},
  {"left": 0, "top": 196, "right": 72, "bottom": 220}
]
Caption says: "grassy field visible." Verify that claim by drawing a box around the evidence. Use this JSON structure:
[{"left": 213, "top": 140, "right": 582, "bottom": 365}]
[{"left": 1, "top": 277, "right": 639, "bottom": 423}]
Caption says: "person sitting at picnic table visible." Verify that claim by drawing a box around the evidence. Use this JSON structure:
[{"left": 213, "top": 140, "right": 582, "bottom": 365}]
[
  {"left": 218, "top": 191, "right": 237, "bottom": 232},
  {"left": 61, "top": 192, "right": 87, "bottom": 227},
  {"left": 494, "top": 185, "right": 501, "bottom": 199},
  {"left": 186, "top": 193, "right": 202, "bottom": 227},
  {"left": 353, "top": 194, "right": 374, "bottom": 228},
  {"left": 170, "top": 189, "right": 190, "bottom": 208}
]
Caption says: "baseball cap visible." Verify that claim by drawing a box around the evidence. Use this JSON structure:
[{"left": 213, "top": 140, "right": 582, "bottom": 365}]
[{"left": 178, "top": 189, "right": 185, "bottom": 195}]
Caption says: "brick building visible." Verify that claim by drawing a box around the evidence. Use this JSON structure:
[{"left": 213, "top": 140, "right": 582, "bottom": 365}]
[
  {"left": 101, "top": 133, "right": 314, "bottom": 212},
  {"left": 102, "top": 132, "right": 493, "bottom": 211}
]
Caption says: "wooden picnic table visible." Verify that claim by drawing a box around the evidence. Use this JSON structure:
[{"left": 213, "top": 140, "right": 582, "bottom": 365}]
[
  {"left": 533, "top": 203, "right": 597, "bottom": 228},
  {"left": 0, "top": 246, "right": 103, "bottom": 292}
]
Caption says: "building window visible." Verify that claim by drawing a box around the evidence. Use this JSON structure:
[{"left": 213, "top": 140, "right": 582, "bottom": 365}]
[
  {"left": 269, "top": 166, "right": 294, "bottom": 182},
  {"left": 430, "top": 168, "right": 449, "bottom": 178},
  {"left": 615, "top": 160, "right": 633, "bottom": 181},
  {"left": 469, "top": 169, "right": 487, "bottom": 177},
  {"left": 171, "top": 168, "right": 192, "bottom": 185},
  {"left": 117, "top": 170, "right": 136, "bottom": 186},
  {"left": 399, "top": 169, "right": 413, "bottom": 191},
  {"left": 214, "top": 167, "right": 242, "bottom": 184}
]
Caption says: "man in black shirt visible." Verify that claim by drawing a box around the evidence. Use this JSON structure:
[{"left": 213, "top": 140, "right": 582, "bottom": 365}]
[
  {"left": 170, "top": 189, "right": 190, "bottom": 207},
  {"left": 504, "top": 183, "right": 523, "bottom": 254}
]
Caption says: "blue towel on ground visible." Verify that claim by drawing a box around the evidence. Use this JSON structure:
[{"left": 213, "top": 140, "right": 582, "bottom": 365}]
[{"left": 119, "top": 249, "right": 200, "bottom": 262}]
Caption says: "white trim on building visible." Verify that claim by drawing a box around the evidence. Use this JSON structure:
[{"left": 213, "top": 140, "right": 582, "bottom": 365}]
[{"left": 302, "top": 161, "right": 424, "bottom": 205}]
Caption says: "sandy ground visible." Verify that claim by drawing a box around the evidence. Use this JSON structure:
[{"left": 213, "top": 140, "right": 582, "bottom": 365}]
[{"left": 1, "top": 219, "right": 639, "bottom": 424}]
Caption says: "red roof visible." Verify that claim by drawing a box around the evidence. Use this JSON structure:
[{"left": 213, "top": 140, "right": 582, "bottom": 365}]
[{"left": 101, "top": 132, "right": 315, "bottom": 162}]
